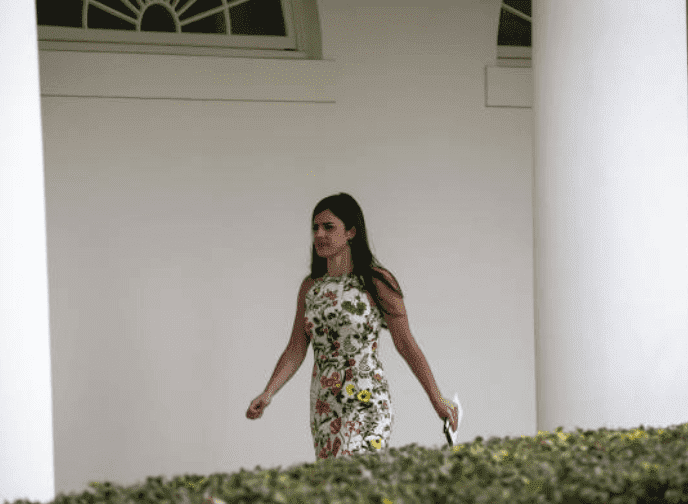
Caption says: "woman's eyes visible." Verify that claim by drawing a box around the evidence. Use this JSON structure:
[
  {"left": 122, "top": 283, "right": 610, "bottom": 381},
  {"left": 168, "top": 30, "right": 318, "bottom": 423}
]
[{"left": 313, "top": 225, "right": 332, "bottom": 231}]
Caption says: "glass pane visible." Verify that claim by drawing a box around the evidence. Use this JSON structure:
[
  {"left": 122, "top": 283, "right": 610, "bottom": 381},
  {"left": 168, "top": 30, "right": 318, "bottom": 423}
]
[
  {"left": 230, "top": 0, "right": 286, "bottom": 36},
  {"left": 36, "top": 0, "right": 82, "bottom": 28},
  {"left": 88, "top": 0, "right": 137, "bottom": 31},
  {"left": 141, "top": 4, "right": 181, "bottom": 33},
  {"left": 497, "top": 8, "right": 531, "bottom": 47},
  {"left": 178, "top": 0, "right": 228, "bottom": 34}
]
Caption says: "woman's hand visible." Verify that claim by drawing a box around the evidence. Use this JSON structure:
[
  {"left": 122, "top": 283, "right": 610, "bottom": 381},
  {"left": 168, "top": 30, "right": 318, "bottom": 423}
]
[
  {"left": 433, "top": 395, "right": 458, "bottom": 432},
  {"left": 246, "top": 392, "right": 271, "bottom": 419}
]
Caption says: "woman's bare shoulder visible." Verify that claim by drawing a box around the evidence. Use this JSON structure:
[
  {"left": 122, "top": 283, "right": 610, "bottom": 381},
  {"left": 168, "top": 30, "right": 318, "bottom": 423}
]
[
  {"left": 302, "top": 275, "right": 318, "bottom": 288},
  {"left": 371, "top": 267, "right": 400, "bottom": 289}
]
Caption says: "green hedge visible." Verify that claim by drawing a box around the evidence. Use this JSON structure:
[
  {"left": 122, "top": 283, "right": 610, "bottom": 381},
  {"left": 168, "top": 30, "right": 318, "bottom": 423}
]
[{"left": 7, "top": 422, "right": 688, "bottom": 504}]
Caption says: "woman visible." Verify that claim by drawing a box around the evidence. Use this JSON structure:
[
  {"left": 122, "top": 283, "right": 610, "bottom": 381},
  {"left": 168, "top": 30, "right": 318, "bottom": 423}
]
[{"left": 246, "top": 193, "right": 458, "bottom": 460}]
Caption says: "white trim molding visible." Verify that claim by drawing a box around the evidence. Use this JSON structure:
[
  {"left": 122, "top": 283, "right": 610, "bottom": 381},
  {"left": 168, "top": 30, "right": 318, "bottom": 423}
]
[{"left": 38, "top": 50, "right": 339, "bottom": 103}]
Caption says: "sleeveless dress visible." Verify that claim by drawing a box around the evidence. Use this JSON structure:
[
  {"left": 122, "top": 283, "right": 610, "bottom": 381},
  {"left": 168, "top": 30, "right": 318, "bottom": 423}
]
[{"left": 305, "top": 272, "right": 395, "bottom": 460}]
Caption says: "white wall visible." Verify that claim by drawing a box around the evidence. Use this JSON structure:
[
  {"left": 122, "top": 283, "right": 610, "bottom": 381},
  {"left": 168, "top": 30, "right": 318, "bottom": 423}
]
[{"left": 39, "top": 0, "right": 538, "bottom": 496}]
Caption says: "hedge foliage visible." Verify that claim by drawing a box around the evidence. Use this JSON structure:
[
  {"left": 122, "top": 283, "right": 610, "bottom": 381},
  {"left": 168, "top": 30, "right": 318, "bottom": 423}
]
[{"left": 7, "top": 423, "right": 688, "bottom": 504}]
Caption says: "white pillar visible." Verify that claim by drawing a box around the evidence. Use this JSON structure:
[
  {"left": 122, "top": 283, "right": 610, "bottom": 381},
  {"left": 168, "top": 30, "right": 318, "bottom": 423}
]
[
  {"left": 532, "top": 0, "right": 688, "bottom": 434},
  {"left": 0, "top": 3, "right": 56, "bottom": 503}
]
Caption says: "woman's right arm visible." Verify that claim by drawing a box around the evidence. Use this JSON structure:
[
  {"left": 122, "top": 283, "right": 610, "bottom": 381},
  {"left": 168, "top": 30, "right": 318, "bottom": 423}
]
[{"left": 262, "top": 276, "right": 313, "bottom": 401}]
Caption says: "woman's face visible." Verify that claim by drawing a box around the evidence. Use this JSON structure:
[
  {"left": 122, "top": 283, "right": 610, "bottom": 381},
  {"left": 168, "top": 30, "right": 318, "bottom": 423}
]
[{"left": 312, "top": 209, "right": 355, "bottom": 257}]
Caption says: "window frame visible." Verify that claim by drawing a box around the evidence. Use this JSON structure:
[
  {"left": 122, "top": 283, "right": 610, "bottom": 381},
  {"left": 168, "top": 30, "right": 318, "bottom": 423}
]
[
  {"left": 497, "top": 46, "right": 531, "bottom": 67},
  {"left": 497, "top": 1, "right": 532, "bottom": 68},
  {"left": 37, "top": 0, "right": 306, "bottom": 59}
]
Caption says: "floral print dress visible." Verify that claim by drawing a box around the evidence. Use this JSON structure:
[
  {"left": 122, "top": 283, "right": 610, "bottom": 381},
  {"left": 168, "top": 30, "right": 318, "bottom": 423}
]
[{"left": 306, "top": 272, "right": 394, "bottom": 460}]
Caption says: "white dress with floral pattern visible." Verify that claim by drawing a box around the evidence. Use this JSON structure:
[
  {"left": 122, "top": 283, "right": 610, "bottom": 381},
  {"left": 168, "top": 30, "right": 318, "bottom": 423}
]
[{"left": 305, "top": 272, "right": 394, "bottom": 460}]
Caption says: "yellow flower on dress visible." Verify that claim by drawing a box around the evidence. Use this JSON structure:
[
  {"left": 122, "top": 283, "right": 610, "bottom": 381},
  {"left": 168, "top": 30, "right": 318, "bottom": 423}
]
[
  {"left": 370, "top": 438, "right": 382, "bottom": 450},
  {"left": 357, "top": 390, "right": 371, "bottom": 402},
  {"left": 346, "top": 384, "right": 356, "bottom": 396}
]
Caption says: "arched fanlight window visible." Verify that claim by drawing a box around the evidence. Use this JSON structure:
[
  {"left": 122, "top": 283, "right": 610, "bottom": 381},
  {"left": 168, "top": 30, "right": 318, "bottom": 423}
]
[
  {"left": 36, "top": 0, "right": 321, "bottom": 59},
  {"left": 497, "top": 0, "right": 531, "bottom": 67}
]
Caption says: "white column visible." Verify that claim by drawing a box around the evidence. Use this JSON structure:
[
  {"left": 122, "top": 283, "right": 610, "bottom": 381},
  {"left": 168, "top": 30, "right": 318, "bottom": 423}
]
[
  {"left": 0, "top": 3, "right": 56, "bottom": 503},
  {"left": 532, "top": 0, "right": 688, "bottom": 434}
]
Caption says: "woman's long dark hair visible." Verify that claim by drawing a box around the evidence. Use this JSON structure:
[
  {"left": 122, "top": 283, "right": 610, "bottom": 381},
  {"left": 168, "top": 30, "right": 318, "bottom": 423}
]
[{"left": 309, "top": 193, "right": 403, "bottom": 328}]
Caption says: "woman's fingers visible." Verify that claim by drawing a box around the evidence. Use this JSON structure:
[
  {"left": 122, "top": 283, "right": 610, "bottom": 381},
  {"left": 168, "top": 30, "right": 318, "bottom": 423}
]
[{"left": 247, "top": 398, "right": 265, "bottom": 419}]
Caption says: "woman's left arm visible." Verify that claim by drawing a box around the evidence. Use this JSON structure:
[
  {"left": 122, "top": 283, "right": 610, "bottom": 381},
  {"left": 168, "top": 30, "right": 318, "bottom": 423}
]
[
  {"left": 373, "top": 270, "right": 457, "bottom": 429},
  {"left": 386, "top": 314, "right": 443, "bottom": 408}
]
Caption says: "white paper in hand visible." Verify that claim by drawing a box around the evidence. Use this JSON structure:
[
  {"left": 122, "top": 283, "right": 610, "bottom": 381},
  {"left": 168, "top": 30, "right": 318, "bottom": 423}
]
[{"left": 443, "top": 392, "right": 463, "bottom": 446}]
